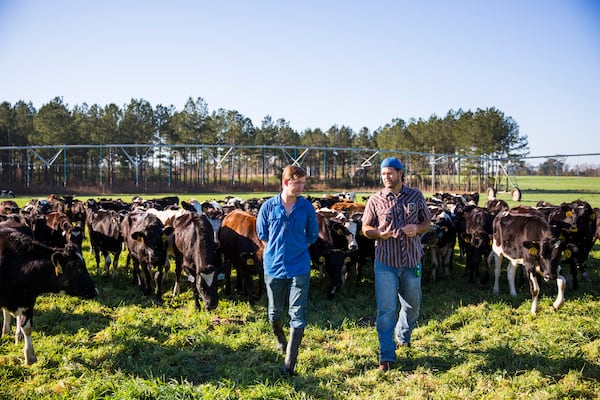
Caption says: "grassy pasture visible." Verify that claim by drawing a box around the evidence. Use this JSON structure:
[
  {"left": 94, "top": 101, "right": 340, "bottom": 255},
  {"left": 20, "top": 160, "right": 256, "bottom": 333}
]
[{"left": 1, "top": 176, "right": 599, "bottom": 399}]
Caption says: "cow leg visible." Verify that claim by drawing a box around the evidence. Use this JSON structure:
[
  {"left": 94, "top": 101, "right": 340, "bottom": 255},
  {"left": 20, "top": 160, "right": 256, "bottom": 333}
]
[
  {"left": 223, "top": 262, "right": 233, "bottom": 295},
  {"left": 442, "top": 248, "right": 452, "bottom": 279},
  {"left": 528, "top": 271, "right": 541, "bottom": 315},
  {"left": 429, "top": 248, "right": 439, "bottom": 284},
  {"left": 2, "top": 308, "right": 11, "bottom": 337},
  {"left": 553, "top": 267, "right": 567, "bottom": 311},
  {"left": 103, "top": 252, "right": 111, "bottom": 277},
  {"left": 111, "top": 250, "right": 120, "bottom": 279},
  {"left": 507, "top": 261, "right": 518, "bottom": 297},
  {"left": 570, "top": 261, "right": 579, "bottom": 291},
  {"left": 94, "top": 247, "right": 102, "bottom": 276},
  {"left": 172, "top": 254, "right": 183, "bottom": 297},
  {"left": 18, "top": 314, "right": 36, "bottom": 365},
  {"left": 492, "top": 251, "right": 503, "bottom": 295},
  {"left": 154, "top": 268, "right": 164, "bottom": 303},
  {"left": 354, "top": 260, "right": 363, "bottom": 286}
]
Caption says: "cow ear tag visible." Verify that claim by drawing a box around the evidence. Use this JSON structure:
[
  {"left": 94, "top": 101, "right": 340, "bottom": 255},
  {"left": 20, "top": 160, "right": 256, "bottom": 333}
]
[
  {"left": 136, "top": 236, "right": 143, "bottom": 243},
  {"left": 566, "top": 211, "right": 573, "bottom": 218},
  {"left": 528, "top": 247, "right": 538, "bottom": 256},
  {"left": 55, "top": 262, "right": 63, "bottom": 276},
  {"left": 319, "top": 256, "right": 326, "bottom": 263},
  {"left": 563, "top": 249, "right": 572, "bottom": 258},
  {"left": 161, "top": 233, "right": 168, "bottom": 242},
  {"left": 246, "top": 258, "right": 254, "bottom": 266}
]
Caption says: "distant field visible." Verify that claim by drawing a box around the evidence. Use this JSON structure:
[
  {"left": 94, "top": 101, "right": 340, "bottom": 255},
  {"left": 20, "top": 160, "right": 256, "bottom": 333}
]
[{"left": 11, "top": 176, "right": 600, "bottom": 208}]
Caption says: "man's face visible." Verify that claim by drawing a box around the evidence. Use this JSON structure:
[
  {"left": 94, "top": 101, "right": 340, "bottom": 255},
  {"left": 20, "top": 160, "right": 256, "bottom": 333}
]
[
  {"left": 381, "top": 167, "right": 401, "bottom": 189},
  {"left": 284, "top": 177, "right": 306, "bottom": 197}
]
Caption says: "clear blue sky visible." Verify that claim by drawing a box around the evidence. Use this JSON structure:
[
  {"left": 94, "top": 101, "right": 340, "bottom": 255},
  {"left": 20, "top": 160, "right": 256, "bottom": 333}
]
[{"left": 1, "top": 1, "right": 599, "bottom": 166}]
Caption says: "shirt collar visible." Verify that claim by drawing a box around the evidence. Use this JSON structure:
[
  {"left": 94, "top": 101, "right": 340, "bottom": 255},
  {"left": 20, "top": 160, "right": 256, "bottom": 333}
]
[{"left": 382, "top": 185, "right": 406, "bottom": 199}]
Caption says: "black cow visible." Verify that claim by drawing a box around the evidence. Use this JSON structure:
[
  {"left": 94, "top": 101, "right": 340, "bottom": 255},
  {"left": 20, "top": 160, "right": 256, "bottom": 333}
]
[
  {"left": 309, "top": 209, "right": 357, "bottom": 299},
  {"left": 562, "top": 200, "right": 596, "bottom": 289},
  {"left": 172, "top": 213, "right": 221, "bottom": 310},
  {"left": 459, "top": 206, "right": 494, "bottom": 284},
  {"left": 0, "top": 227, "right": 97, "bottom": 365},
  {"left": 489, "top": 207, "right": 566, "bottom": 315},
  {"left": 87, "top": 208, "right": 124, "bottom": 278},
  {"left": 537, "top": 200, "right": 596, "bottom": 290},
  {"left": 121, "top": 210, "right": 174, "bottom": 302},
  {"left": 345, "top": 212, "right": 375, "bottom": 286},
  {"left": 421, "top": 206, "right": 456, "bottom": 283},
  {"left": 219, "top": 209, "right": 264, "bottom": 304}
]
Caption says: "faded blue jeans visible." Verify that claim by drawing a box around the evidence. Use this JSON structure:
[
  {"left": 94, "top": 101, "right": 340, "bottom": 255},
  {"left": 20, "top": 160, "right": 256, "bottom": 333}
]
[
  {"left": 374, "top": 259, "right": 422, "bottom": 362},
  {"left": 264, "top": 273, "right": 310, "bottom": 329}
]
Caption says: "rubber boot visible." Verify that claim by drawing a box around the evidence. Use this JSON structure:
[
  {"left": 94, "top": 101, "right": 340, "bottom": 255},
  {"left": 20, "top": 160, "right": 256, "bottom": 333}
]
[
  {"left": 270, "top": 319, "right": 287, "bottom": 354},
  {"left": 282, "top": 327, "right": 304, "bottom": 376}
]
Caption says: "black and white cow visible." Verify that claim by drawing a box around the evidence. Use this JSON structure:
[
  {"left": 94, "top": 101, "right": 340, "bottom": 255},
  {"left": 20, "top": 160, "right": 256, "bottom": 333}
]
[
  {"left": 0, "top": 226, "right": 97, "bottom": 365},
  {"left": 489, "top": 206, "right": 566, "bottom": 315},
  {"left": 121, "top": 210, "right": 174, "bottom": 302},
  {"left": 459, "top": 206, "right": 494, "bottom": 284},
  {"left": 172, "top": 213, "right": 221, "bottom": 311},
  {"left": 420, "top": 206, "right": 456, "bottom": 283},
  {"left": 86, "top": 208, "right": 124, "bottom": 278}
]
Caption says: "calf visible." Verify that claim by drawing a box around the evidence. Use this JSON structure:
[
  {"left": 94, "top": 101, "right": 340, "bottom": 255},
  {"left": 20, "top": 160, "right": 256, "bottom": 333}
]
[
  {"left": 121, "top": 210, "right": 174, "bottom": 302},
  {"left": 309, "top": 209, "right": 358, "bottom": 299},
  {"left": 218, "top": 209, "right": 264, "bottom": 304},
  {"left": 489, "top": 207, "right": 566, "bottom": 315},
  {"left": 0, "top": 200, "right": 19, "bottom": 215},
  {"left": 561, "top": 200, "right": 596, "bottom": 289},
  {"left": 45, "top": 211, "right": 84, "bottom": 250},
  {"left": 420, "top": 206, "right": 456, "bottom": 283},
  {"left": 0, "top": 227, "right": 97, "bottom": 365},
  {"left": 172, "top": 213, "right": 221, "bottom": 310},
  {"left": 87, "top": 209, "right": 123, "bottom": 278},
  {"left": 459, "top": 206, "right": 494, "bottom": 284}
]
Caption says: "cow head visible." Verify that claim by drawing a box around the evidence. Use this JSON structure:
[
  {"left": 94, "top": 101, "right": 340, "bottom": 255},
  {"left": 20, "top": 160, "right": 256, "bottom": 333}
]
[
  {"left": 52, "top": 244, "right": 98, "bottom": 299},
  {"left": 523, "top": 238, "right": 564, "bottom": 282},
  {"left": 131, "top": 226, "right": 174, "bottom": 266}
]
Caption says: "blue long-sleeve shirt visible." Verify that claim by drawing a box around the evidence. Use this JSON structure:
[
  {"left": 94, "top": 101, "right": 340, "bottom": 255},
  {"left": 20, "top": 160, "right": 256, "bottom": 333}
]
[{"left": 256, "top": 194, "right": 319, "bottom": 278}]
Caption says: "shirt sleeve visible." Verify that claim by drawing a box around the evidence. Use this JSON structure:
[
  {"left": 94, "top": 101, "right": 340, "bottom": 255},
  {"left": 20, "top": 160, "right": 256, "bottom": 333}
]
[
  {"left": 256, "top": 202, "right": 269, "bottom": 241},
  {"left": 304, "top": 200, "right": 319, "bottom": 245}
]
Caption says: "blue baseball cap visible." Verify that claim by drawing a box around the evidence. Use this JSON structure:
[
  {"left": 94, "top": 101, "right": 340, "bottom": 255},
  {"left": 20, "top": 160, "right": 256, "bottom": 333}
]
[{"left": 380, "top": 157, "right": 404, "bottom": 170}]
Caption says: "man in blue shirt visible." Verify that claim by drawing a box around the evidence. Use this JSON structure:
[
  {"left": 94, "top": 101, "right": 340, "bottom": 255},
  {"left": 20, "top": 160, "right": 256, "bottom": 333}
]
[{"left": 256, "top": 165, "right": 319, "bottom": 376}]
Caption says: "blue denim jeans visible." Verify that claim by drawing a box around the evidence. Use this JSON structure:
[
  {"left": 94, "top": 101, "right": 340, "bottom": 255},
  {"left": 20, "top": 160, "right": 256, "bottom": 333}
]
[
  {"left": 374, "top": 260, "right": 422, "bottom": 362},
  {"left": 264, "top": 273, "right": 310, "bottom": 329}
]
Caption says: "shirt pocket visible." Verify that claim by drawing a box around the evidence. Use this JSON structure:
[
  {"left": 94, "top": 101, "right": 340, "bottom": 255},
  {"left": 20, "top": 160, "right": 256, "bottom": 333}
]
[{"left": 379, "top": 210, "right": 394, "bottom": 230}]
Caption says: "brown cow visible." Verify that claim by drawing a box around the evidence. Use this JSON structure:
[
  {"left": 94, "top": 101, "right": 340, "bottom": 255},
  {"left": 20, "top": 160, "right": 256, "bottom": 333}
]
[{"left": 219, "top": 209, "right": 264, "bottom": 304}]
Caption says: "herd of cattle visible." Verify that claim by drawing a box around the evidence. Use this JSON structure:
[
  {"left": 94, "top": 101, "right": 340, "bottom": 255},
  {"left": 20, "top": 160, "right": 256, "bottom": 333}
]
[{"left": 0, "top": 191, "right": 598, "bottom": 364}]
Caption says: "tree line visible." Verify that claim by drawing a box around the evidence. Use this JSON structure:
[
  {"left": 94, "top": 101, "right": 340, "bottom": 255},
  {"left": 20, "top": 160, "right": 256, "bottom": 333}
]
[
  {"left": 0, "top": 97, "right": 597, "bottom": 193},
  {"left": 0, "top": 96, "right": 527, "bottom": 155}
]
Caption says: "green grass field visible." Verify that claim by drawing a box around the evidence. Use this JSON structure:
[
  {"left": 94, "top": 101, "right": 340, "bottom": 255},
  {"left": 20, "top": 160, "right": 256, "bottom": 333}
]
[{"left": 1, "top": 176, "right": 599, "bottom": 399}]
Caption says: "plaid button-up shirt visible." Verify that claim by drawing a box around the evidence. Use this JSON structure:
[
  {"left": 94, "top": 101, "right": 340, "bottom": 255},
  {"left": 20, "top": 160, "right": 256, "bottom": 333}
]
[{"left": 362, "top": 185, "right": 431, "bottom": 269}]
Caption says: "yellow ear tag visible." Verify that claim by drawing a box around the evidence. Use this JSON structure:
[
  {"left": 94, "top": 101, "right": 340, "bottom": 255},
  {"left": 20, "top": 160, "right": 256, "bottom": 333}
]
[
  {"left": 246, "top": 258, "right": 255, "bottom": 266},
  {"left": 528, "top": 247, "right": 538, "bottom": 256},
  {"left": 344, "top": 257, "right": 351, "bottom": 263},
  {"left": 563, "top": 249, "right": 572, "bottom": 258},
  {"left": 136, "top": 236, "right": 143, "bottom": 243},
  {"left": 465, "top": 237, "right": 471, "bottom": 244},
  {"left": 55, "top": 262, "right": 63, "bottom": 276},
  {"left": 319, "top": 256, "right": 326, "bottom": 263},
  {"left": 566, "top": 211, "right": 573, "bottom": 218},
  {"left": 335, "top": 228, "right": 343, "bottom": 235}
]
